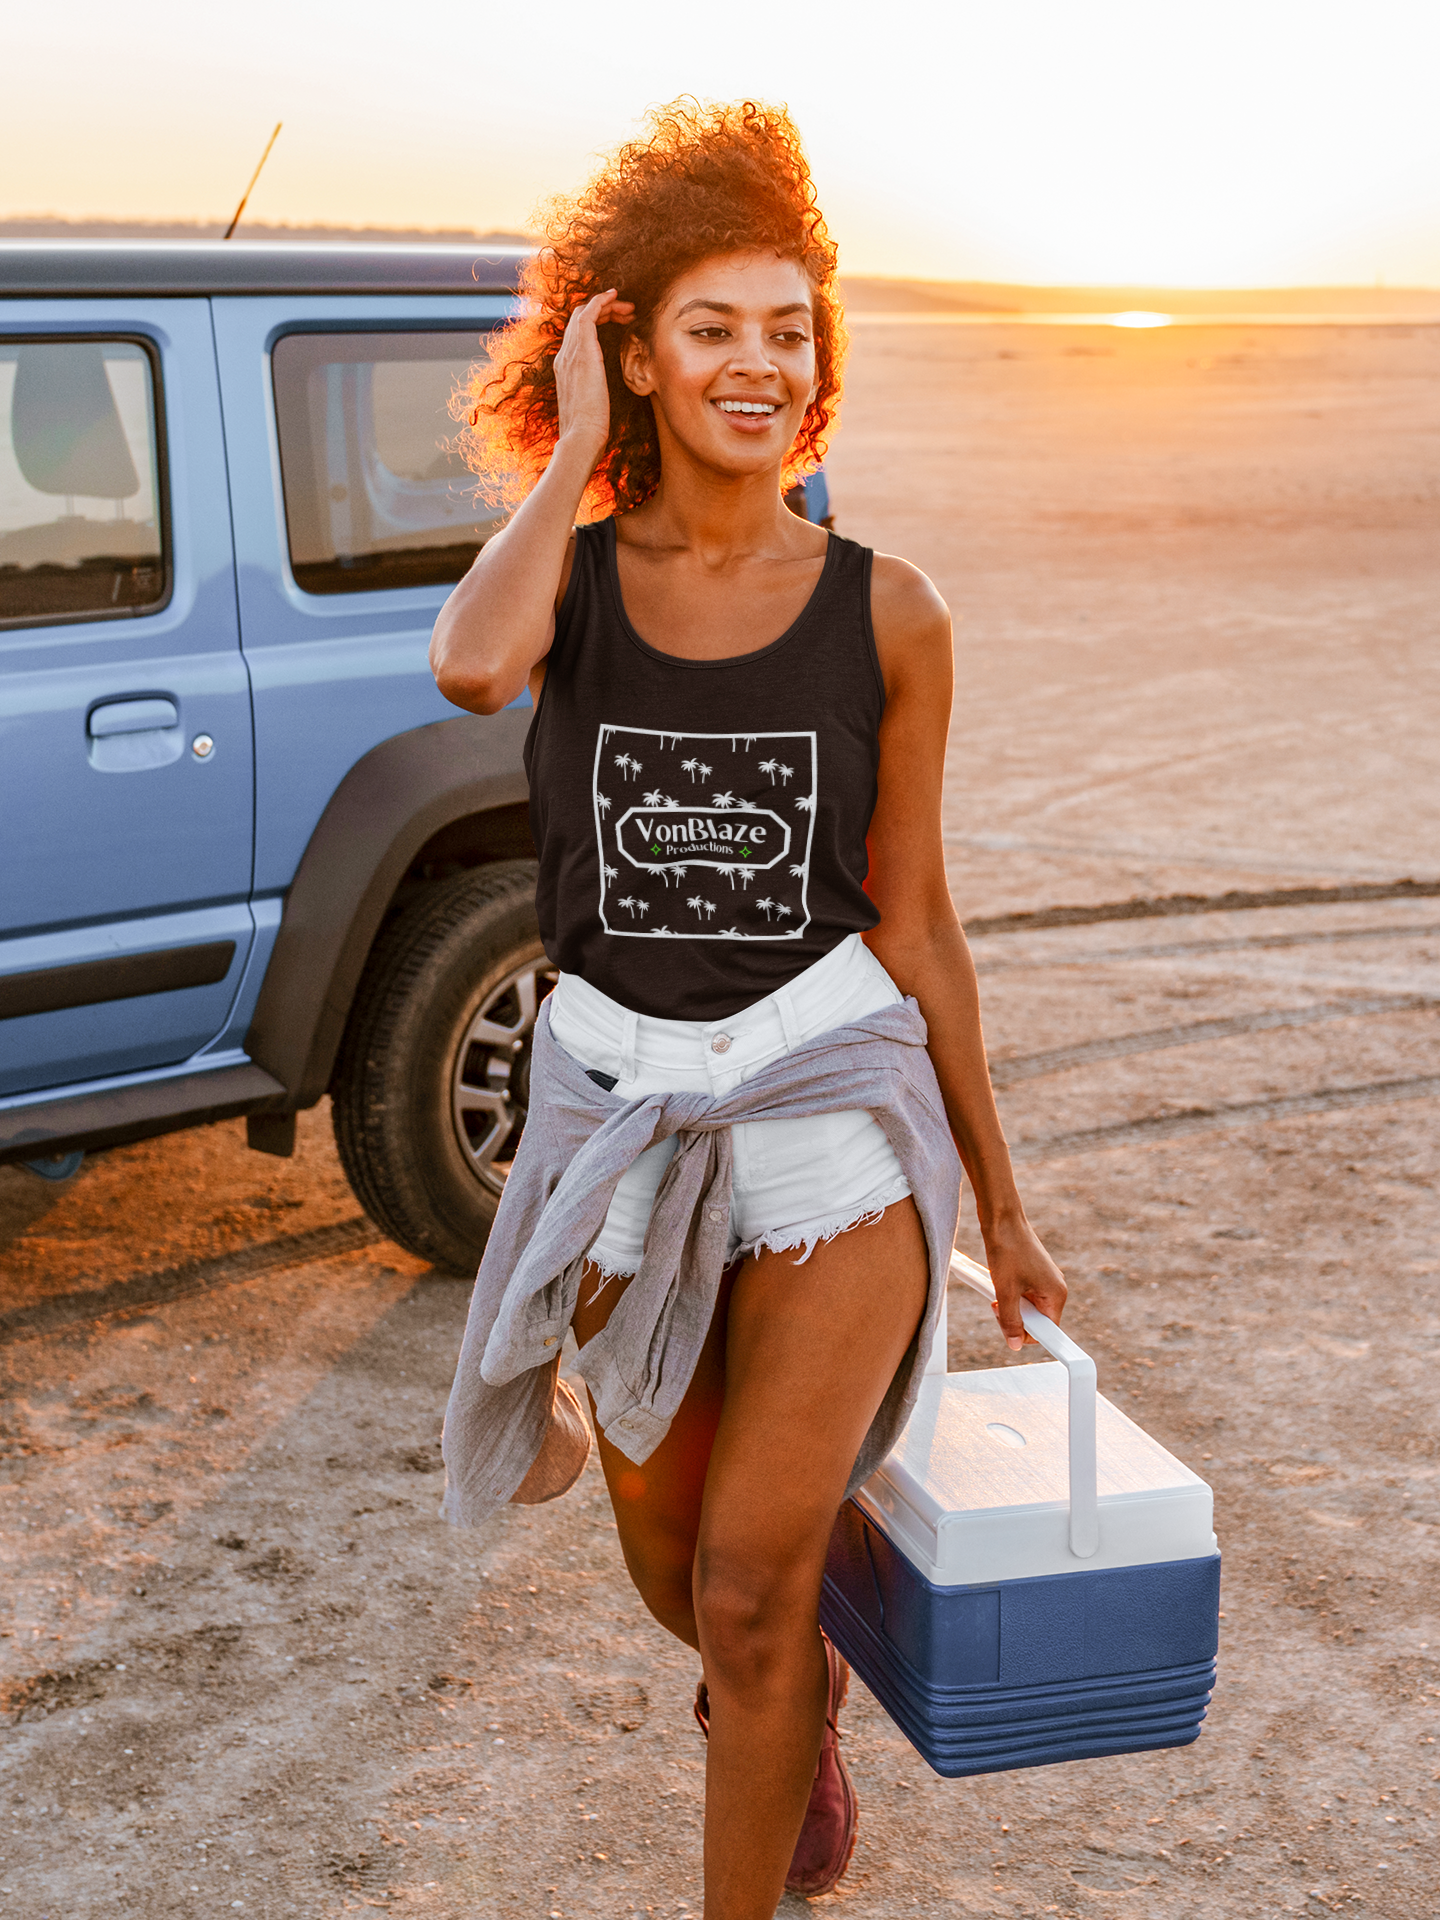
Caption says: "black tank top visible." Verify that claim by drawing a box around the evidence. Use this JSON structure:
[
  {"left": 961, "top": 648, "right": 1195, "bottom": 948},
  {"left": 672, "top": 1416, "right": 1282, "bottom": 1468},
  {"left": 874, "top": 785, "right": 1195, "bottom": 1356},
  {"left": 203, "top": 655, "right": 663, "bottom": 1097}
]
[{"left": 524, "top": 517, "right": 885, "bottom": 1020}]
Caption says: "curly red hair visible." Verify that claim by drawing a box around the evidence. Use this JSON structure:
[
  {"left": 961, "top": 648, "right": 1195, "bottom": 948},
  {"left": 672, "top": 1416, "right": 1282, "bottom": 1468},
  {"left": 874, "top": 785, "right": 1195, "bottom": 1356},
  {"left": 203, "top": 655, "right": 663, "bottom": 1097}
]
[{"left": 455, "top": 98, "right": 845, "bottom": 518}]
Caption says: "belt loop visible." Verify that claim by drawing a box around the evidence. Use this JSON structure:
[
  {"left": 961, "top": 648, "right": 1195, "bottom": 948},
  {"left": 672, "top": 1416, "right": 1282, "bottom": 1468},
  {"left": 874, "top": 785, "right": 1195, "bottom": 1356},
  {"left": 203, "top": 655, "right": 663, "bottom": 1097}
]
[
  {"left": 776, "top": 984, "right": 802, "bottom": 1053},
  {"left": 620, "top": 1008, "right": 639, "bottom": 1083}
]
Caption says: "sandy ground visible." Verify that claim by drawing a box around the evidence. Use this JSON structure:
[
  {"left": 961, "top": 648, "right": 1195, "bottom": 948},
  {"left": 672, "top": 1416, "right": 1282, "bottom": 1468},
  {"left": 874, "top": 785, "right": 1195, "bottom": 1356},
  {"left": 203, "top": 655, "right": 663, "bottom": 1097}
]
[{"left": 2, "top": 318, "right": 1438, "bottom": 1919}]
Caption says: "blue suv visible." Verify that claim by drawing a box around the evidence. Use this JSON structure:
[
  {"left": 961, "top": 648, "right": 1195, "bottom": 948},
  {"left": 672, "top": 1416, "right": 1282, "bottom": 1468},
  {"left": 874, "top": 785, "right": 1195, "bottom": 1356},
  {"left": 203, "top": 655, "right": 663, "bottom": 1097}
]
[{"left": 0, "top": 242, "right": 550, "bottom": 1273}]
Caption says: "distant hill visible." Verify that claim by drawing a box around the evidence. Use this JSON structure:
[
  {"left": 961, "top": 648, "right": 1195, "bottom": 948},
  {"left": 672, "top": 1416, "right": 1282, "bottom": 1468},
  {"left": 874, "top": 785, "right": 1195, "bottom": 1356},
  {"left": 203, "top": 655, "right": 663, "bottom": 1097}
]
[
  {"left": 0, "top": 216, "right": 533, "bottom": 246},
  {"left": 839, "top": 276, "right": 1440, "bottom": 317},
  {"left": 836, "top": 278, "right": 1016, "bottom": 314}
]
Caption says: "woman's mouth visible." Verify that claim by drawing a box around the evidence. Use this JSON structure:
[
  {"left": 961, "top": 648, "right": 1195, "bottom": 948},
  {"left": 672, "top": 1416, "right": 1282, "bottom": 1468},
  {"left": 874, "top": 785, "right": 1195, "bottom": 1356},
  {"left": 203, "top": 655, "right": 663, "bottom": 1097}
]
[{"left": 712, "top": 397, "right": 780, "bottom": 432}]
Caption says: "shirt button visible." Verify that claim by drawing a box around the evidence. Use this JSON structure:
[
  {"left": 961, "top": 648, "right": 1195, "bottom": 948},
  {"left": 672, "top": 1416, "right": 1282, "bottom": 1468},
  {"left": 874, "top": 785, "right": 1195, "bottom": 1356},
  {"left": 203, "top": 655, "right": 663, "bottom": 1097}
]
[
  {"left": 710, "top": 1034, "right": 732, "bottom": 1054},
  {"left": 707, "top": 1208, "right": 725, "bottom": 1223}
]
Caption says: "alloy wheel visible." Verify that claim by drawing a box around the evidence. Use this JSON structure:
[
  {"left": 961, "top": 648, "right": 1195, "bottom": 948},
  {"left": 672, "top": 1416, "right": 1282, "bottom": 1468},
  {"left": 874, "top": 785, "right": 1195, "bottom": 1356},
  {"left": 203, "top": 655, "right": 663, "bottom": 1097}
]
[{"left": 449, "top": 956, "right": 557, "bottom": 1196}]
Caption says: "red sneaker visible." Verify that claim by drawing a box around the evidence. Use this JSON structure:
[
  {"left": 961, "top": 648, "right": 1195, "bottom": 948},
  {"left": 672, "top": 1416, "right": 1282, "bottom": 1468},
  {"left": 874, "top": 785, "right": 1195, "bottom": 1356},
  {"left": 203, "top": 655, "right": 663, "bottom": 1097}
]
[
  {"left": 785, "top": 1635, "right": 858, "bottom": 1897},
  {"left": 691, "top": 1633, "right": 859, "bottom": 1899}
]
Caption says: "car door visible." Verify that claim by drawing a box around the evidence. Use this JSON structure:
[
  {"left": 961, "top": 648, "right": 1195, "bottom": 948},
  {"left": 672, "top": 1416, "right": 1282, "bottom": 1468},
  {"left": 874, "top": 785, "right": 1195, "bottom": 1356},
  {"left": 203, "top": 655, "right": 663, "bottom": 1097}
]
[
  {"left": 0, "top": 301, "right": 255, "bottom": 1100},
  {"left": 210, "top": 294, "right": 511, "bottom": 901}
]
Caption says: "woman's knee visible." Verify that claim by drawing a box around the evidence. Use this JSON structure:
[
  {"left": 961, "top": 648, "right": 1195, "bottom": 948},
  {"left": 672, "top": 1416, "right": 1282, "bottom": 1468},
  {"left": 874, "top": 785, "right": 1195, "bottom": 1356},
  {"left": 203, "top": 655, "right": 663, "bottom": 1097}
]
[
  {"left": 693, "top": 1551, "right": 817, "bottom": 1686},
  {"left": 604, "top": 1500, "right": 717, "bottom": 1643},
  {"left": 629, "top": 1557, "right": 697, "bottom": 1640}
]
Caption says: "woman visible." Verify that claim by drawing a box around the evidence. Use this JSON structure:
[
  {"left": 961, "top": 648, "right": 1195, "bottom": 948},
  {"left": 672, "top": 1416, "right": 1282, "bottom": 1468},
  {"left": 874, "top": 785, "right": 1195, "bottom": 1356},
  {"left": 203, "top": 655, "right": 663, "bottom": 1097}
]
[{"left": 431, "top": 101, "right": 1066, "bottom": 1918}]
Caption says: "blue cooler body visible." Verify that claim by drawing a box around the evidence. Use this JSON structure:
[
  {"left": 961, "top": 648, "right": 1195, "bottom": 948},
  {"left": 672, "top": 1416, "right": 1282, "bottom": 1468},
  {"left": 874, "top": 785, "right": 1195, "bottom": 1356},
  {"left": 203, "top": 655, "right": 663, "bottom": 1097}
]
[{"left": 822, "top": 1254, "right": 1220, "bottom": 1777}]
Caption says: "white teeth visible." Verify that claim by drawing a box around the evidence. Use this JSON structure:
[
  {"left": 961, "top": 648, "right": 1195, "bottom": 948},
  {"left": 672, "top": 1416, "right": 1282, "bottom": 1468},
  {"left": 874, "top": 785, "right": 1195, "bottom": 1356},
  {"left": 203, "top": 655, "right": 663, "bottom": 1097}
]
[{"left": 716, "top": 400, "right": 776, "bottom": 414}]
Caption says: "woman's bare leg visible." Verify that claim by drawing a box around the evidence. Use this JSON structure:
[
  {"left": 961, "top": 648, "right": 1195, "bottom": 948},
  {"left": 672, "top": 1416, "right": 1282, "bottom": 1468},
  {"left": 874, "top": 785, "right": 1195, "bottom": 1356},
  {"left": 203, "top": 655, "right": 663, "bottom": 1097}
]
[
  {"left": 698, "top": 1198, "right": 928, "bottom": 1918},
  {"left": 571, "top": 1198, "right": 928, "bottom": 1918},
  {"left": 570, "top": 1258, "right": 738, "bottom": 1648}
]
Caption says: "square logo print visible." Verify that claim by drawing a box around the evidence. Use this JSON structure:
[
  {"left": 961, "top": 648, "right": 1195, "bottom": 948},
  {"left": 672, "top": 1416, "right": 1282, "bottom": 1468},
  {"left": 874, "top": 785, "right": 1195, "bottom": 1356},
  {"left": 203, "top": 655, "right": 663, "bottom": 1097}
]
[{"left": 593, "top": 725, "right": 818, "bottom": 940}]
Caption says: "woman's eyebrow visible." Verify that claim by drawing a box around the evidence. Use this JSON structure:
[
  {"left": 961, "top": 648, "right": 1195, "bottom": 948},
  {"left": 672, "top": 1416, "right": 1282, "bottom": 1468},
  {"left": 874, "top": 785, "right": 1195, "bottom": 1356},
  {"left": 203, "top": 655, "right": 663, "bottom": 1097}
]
[{"left": 673, "top": 299, "right": 813, "bottom": 319}]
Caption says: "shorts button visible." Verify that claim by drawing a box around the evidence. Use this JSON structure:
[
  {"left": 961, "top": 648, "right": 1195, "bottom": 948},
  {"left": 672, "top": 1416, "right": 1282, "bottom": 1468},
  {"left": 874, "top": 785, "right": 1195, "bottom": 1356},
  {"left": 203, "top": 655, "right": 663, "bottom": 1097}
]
[
  {"left": 710, "top": 1034, "right": 732, "bottom": 1054},
  {"left": 542, "top": 1337, "right": 557, "bottom": 1348}
]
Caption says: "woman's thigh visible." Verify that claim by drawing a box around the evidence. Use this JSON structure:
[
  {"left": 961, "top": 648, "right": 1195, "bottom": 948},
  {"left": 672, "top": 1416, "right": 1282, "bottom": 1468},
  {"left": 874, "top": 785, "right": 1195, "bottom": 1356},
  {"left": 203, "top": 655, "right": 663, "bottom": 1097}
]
[
  {"left": 572, "top": 1259, "right": 736, "bottom": 1637},
  {"left": 696, "top": 1196, "right": 929, "bottom": 1624},
  {"left": 571, "top": 1195, "right": 928, "bottom": 1641}
]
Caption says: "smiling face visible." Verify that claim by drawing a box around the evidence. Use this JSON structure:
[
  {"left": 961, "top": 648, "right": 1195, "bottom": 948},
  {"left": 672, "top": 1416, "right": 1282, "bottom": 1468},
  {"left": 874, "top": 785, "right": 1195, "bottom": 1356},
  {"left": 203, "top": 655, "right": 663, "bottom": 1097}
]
[{"left": 621, "top": 251, "right": 820, "bottom": 484}]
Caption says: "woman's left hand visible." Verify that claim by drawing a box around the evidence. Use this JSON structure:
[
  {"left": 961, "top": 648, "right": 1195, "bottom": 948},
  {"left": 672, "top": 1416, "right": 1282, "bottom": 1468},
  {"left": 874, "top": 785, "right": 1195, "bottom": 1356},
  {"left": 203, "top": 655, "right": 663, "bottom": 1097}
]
[{"left": 982, "top": 1214, "right": 1067, "bottom": 1352}]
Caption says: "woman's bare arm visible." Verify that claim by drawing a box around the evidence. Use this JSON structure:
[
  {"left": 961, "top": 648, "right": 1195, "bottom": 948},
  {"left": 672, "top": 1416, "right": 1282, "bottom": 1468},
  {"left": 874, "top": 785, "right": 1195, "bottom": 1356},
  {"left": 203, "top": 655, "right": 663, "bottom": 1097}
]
[
  {"left": 862, "top": 554, "right": 1067, "bottom": 1349},
  {"left": 429, "top": 290, "right": 633, "bottom": 714}
]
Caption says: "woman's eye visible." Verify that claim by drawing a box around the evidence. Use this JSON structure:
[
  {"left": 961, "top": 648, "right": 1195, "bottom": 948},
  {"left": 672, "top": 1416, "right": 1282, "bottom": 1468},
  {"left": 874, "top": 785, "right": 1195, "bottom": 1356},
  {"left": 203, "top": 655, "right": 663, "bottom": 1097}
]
[
  {"left": 690, "top": 327, "right": 730, "bottom": 341},
  {"left": 774, "top": 330, "right": 810, "bottom": 346}
]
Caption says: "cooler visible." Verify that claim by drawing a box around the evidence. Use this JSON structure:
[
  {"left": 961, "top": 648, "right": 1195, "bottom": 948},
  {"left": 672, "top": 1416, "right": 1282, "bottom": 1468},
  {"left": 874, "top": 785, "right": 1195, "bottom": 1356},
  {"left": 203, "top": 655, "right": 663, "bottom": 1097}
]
[{"left": 820, "top": 1252, "right": 1220, "bottom": 1776}]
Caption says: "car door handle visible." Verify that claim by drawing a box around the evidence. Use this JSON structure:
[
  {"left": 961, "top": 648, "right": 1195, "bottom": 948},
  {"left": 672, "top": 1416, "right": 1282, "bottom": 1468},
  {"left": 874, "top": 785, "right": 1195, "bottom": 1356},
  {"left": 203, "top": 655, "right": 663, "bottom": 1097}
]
[
  {"left": 88, "top": 698, "right": 179, "bottom": 737},
  {"left": 88, "top": 697, "right": 183, "bottom": 772}
]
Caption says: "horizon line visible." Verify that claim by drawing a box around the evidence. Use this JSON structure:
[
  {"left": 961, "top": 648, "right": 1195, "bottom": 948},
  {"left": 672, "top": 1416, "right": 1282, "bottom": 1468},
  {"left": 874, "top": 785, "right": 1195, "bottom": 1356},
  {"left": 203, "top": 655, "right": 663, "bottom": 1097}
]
[{"left": 2, "top": 217, "right": 1436, "bottom": 297}]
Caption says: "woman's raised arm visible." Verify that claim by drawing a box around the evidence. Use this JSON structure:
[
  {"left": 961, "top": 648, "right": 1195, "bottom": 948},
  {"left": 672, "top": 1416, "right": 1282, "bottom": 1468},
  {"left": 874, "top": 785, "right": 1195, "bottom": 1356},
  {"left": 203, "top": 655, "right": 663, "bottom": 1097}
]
[{"left": 429, "top": 290, "right": 633, "bottom": 714}]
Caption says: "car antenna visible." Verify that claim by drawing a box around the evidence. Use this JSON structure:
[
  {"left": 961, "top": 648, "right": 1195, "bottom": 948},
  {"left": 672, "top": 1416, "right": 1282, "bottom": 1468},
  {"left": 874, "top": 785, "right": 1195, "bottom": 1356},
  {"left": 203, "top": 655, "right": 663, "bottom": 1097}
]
[{"left": 223, "top": 122, "right": 283, "bottom": 240}]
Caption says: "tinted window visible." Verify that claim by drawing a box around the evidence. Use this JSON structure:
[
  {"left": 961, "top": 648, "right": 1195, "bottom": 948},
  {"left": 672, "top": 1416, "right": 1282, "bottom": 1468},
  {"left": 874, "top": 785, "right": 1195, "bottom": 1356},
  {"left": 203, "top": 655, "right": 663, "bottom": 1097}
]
[
  {"left": 272, "top": 330, "right": 501, "bottom": 595},
  {"left": 0, "top": 338, "right": 166, "bottom": 626}
]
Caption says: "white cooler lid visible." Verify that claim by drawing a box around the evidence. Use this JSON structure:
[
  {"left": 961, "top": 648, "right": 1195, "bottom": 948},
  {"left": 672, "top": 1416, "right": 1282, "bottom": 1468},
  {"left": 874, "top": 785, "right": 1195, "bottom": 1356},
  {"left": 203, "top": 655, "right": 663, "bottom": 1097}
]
[
  {"left": 851, "top": 1255, "right": 1218, "bottom": 1586},
  {"left": 855, "top": 1361, "right": 1216, "bottom": 1586}
]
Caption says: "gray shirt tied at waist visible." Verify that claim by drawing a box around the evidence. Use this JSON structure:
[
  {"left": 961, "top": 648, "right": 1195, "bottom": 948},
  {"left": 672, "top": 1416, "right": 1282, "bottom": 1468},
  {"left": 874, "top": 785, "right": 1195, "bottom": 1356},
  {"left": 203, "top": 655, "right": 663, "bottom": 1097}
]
[{"left": 440, "top": 995, "right": 962, "bottom": 1529}]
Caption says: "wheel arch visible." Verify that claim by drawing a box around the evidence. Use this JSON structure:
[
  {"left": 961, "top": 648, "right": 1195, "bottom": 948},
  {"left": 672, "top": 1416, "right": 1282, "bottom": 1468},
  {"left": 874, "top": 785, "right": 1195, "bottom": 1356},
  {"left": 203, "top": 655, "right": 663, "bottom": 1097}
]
[{"left": 245, "top": 708, "right": 534, "bottom": 1109}]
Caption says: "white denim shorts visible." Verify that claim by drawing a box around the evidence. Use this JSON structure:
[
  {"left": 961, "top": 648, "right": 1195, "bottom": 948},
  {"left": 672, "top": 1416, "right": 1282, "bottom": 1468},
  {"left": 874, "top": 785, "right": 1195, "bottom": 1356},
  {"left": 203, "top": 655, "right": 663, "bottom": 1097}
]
[{"left": 546, "top": 933, "right": 913, "bottom": 1278}]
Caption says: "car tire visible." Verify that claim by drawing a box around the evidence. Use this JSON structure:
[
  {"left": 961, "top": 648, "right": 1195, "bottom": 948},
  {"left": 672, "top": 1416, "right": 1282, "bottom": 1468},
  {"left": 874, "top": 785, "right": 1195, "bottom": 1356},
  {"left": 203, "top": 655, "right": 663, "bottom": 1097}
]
[{"left": 330, "top": 860, "right": 555, "bottom": 1276}]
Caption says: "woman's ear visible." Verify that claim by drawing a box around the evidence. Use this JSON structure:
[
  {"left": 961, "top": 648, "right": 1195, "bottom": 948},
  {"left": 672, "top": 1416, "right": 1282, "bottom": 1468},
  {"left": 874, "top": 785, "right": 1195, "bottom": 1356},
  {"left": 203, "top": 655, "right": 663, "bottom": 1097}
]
[{"left": 621, "top": 333, "right": 654, "bottom": 397}]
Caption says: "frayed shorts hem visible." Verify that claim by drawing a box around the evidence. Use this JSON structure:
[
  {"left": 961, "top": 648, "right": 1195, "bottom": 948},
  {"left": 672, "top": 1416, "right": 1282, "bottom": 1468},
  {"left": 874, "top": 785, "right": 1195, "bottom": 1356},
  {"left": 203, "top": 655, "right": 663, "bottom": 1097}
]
[{"left": 732, "top": 1173, "right": 914, "bottom": 1268}]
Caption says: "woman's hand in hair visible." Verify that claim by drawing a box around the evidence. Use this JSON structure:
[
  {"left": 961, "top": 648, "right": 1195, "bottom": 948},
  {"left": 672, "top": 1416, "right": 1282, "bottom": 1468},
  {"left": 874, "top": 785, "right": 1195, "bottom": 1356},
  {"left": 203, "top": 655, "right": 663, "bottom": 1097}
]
[
  {"left": 430, "top": 287, "right": 632, "bottom": 715},
  {"left": 553, "top": 289, "right": 635, "bottom": 465},
  {"left": 428, "top": 291, "right": 629, "bottom": 721}
]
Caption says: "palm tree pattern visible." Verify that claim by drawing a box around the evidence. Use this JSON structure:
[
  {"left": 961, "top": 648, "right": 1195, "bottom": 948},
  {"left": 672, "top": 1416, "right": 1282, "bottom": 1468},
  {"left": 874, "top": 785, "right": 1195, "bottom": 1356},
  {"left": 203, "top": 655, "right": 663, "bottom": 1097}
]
[{"left": 594, "top": 726, "right": 817, "bottom": 940}]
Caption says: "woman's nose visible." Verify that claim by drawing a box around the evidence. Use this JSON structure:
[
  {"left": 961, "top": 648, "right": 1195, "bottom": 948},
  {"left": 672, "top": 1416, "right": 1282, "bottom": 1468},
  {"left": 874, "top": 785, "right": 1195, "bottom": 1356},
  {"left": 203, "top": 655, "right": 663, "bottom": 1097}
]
[{"left": 725, "top": 330, "right": 780, "bottom": 378}]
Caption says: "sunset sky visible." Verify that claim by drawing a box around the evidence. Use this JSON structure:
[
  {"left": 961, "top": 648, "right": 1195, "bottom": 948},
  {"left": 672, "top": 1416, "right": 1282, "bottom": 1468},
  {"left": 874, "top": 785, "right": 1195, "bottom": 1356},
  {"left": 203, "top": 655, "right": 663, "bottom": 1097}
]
[{"left": 8, "top": 0, "right": 1440, "bottom": 287}]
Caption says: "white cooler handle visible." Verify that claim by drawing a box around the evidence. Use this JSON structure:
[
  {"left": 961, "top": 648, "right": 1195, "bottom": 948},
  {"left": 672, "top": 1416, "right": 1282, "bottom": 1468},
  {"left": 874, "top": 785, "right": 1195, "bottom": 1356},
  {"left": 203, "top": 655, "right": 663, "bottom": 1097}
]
[{"left": 948, "top": 1249, "right": 1100, "bottom": 1559}]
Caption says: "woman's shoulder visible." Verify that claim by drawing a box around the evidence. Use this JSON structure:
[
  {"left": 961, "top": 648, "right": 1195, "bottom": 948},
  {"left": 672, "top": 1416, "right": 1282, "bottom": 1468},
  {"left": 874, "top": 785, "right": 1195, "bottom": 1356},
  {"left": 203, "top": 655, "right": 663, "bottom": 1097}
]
[{"left": 867, "top": 551, "right": 952, "bottom": 684}]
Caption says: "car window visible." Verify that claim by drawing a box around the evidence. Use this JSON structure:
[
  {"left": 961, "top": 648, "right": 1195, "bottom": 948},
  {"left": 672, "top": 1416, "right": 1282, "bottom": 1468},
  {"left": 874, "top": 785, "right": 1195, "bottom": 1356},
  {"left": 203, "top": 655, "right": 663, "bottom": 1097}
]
[
  {"left": 0, "top": 338, "right": 166, "bottom": 627},
  {"left": 272, "top": 330, "right": 502, "bottom": 596}
]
